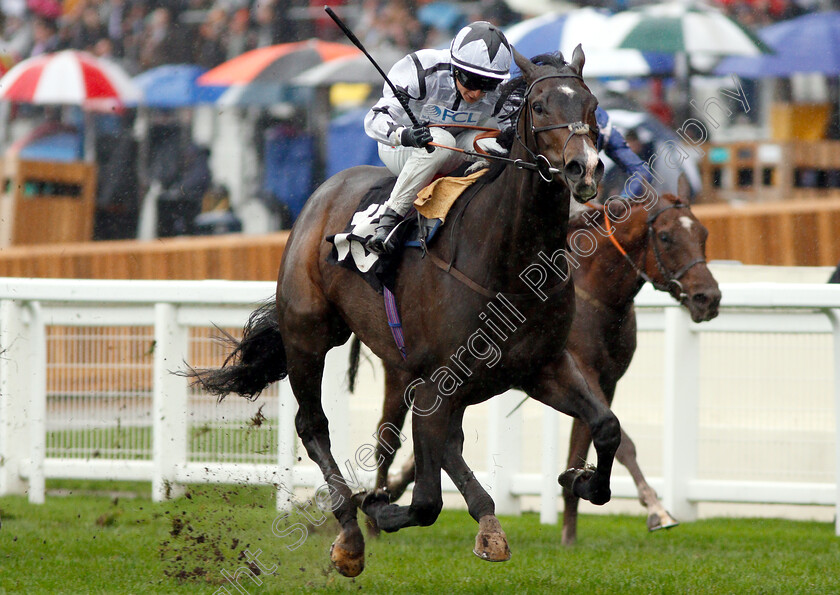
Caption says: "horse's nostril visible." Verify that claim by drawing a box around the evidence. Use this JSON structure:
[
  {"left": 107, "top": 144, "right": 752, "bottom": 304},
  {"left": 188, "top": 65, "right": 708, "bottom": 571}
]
[
  {"left": 692, "top": 293, "right": 709, "bottom": 305},
  {"left": 565, "top": 159, "right": 584, "bottom": 180}
]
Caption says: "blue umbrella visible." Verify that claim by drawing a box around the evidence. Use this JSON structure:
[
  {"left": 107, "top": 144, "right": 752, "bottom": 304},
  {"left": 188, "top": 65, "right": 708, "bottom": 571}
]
[
  {"left": 504, "top": 8, "right": 674, "bottom": 78},
  {"left": 132, "top": 64, "right": 218, "bottom": 108},
  {"left": 716, "top": 11, "right": 840, "bottom": 77}
]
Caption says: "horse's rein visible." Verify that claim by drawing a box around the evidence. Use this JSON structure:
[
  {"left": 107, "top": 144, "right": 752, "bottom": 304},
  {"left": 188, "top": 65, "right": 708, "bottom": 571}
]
[
  {"left": 601, "top": 202, "right": 705, "bottom": 301},
  {"left": 425, "top": 124, "right": 564, "bottom": 181}
]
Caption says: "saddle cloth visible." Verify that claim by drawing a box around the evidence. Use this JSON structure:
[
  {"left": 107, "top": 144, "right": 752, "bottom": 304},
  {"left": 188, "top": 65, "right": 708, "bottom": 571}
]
[{"left": 326, "top": 169, "right": 487, "bottom": 294}]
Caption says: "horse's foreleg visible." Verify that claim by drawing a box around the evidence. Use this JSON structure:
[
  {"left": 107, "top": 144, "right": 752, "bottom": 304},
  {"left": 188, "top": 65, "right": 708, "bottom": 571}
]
[
  {"left": 286, "top": 348, "right": 365, "bottom": 578},
  {"left": 374, "top": 369, "right": 412, "bottom": 498},
  {"left": 360, "top": 385, "right": 448, "bottom": 533},
  {"left": 527, "top": 351, "right": 621, "bottom": 507},
  {"left": 615, "top": 427, "right": 679, "bottom": 532},
  {"left": 441, "top": 410, "right": 510, "bottom": 562}
]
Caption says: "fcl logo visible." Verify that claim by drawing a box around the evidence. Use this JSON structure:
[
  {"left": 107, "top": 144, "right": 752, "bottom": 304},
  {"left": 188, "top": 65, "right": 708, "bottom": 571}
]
[{"left": 421, "top": 104, "right": 481, "bottom": 124}]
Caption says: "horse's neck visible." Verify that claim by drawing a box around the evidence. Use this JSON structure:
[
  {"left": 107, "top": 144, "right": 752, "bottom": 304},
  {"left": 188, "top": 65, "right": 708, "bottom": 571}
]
[
  {"left": 578, "top": 207, "right": 648, "bottom": 314},
  {"left": 464, "top": 160, "right": 571, "bottom": 289}
]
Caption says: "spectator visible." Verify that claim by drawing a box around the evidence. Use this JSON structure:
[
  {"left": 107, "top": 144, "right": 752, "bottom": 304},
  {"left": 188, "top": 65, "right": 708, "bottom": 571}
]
[
  {"left": 29, "top": 16, "right": 59, "bottom": 57},
  {"left": 193, "top": 8, "right": 228, "bottom": 69}
]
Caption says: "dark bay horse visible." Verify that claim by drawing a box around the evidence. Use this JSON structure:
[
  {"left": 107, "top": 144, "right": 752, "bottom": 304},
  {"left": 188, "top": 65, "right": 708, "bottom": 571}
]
[
  {"left": 188, "top": 48, "right": 611, "bottom": 577},
  {"left": 352, "top": 189, "right": 721, "bottom": 543}
]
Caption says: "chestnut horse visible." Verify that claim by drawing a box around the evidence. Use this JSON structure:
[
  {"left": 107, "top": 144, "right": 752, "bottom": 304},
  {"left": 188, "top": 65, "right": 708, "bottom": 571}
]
[
  {"left": 351, "top": 189, "right": 721, "bottom": 543},
  {"left": 188, "top": 48, "right": 611, "bottom": 577}
]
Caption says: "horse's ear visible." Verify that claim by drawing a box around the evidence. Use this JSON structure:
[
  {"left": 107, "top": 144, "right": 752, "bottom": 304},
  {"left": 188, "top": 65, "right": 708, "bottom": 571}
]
[
  {"left": 570, "top": 44, "right": 585, "bottom": 76},
  {"left": 513, "top": 47, "right": 536, "bottom": 80},
  {"left": 676, "top": 174, "right": 691, "bottom": 204}
]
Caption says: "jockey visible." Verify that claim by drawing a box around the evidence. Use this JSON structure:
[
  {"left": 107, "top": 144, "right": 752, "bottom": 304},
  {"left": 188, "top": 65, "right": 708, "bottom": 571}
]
[
  {"left": 363, "top": 21, "right": 516, "bottom": 255},
  {"left": 594, "top": 106, "right": 655, "bottom": 200}
]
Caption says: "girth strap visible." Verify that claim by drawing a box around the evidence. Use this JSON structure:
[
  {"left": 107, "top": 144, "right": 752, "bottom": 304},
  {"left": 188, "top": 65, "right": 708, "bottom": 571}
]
[{"left": 383, "top": 287, "right": 408, "bottom": 360}]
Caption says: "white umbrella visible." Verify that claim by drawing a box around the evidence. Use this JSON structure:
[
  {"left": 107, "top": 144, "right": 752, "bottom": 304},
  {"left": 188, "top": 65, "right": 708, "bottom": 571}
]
[
  {"left": 586, "top": 1, "right": 770, "bottom": 56},
  {"left": 504, "top": 8, "right": 672, "bottom": 78}
]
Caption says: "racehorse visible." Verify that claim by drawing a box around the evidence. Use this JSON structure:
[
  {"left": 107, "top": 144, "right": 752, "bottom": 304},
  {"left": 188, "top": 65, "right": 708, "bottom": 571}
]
[
  {"left": 349, "top": 188, "right": 722, "bottom": 543},
  {"left": 187, "top": 47, "right": 611, "bottom": 577}
]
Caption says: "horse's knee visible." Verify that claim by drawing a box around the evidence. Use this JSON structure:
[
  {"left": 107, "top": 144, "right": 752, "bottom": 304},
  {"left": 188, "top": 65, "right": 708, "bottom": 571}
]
[{"left": 410, "top": 497, "right": 443, "bottom": 526}]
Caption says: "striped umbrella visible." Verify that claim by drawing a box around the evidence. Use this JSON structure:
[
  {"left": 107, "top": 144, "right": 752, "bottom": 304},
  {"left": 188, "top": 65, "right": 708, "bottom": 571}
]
[
  {"left": 588, "top": 1, "right": 771, "bottom": 56},
  {"left": 504, "top": 8, "right": 674, "bottom": 78},
  {"left": 0, "top": 49, "right": 142, "bottom": 109},
  {"left": 198, "top": 39, "right": 360, "bottom": 106}
]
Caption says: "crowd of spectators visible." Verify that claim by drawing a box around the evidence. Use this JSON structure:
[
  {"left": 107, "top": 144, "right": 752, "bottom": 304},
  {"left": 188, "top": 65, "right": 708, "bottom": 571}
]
[{"left": 0, "top": 0, "right": 522, "bottom": 78}]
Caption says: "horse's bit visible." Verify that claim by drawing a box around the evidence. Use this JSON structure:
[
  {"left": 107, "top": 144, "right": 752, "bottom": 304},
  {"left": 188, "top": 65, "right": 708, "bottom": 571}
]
[{"left": 604, "top": 202, "right": 706, "bottom": 302}]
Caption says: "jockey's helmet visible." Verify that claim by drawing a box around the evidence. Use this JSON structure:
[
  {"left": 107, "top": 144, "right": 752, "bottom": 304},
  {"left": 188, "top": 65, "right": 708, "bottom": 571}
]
[{"left": 449, "top": 21, "right": 512, "bottom": 90}]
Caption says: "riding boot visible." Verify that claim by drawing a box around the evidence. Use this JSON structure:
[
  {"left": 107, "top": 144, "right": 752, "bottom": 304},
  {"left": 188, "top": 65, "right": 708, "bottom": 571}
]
[{"left": 366, "top": 207, "right": 404, "bottom": 255}]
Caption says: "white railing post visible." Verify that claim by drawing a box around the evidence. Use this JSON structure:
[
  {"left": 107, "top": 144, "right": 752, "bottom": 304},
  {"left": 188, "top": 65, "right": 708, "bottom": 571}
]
[
  {"left": 826, "top": 309, "right": 840, "bottom": 537},
  {"left": 662, "top": 306, "right": 699, "bottom": 521},
  {"left": 152, "top": 303, "right": 188, "bottom": 502},
  {"left": 540, "top": 408, "right": 559, "bottom": 525},
  {"left": 26, "top": 303, "right": 46, "bottom": 504},
  {"left": 0, "top": 300, "right": 33, "bottom": 497},
  {"left": 276, "top": 380, "right": 297, "bottom": 511},
  {"left": 487, "top": 390, "right": 522, "bottom": 516}
]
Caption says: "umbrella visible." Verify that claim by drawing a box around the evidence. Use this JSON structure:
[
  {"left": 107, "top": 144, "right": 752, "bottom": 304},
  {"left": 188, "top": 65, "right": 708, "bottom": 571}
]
[
  {"left": 0, "top": 49, "right": 142, "bottom": 109},
  {"left": 503, "top": 8, "right": 674, "bottom": 78},
  {"left": 291, "top": 46, "right": 405, "bottom": 87},
  {"left": 132, "top": 63, "right": 211, "bottom": 108},
  {"left": 588, "top": 1, "right": 771, "bottom": 56},
  {"left": 198, "top": 39, "right": 360, "bottom": 107},
  {"left": 716, "top": 11, "right": 840, "bottom": 77}
]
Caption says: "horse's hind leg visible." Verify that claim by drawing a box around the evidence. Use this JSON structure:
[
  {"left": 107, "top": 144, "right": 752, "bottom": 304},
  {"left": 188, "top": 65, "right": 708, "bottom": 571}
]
[
  {"left": 525, "top": 351, "right": 621, "bottom": 507},
  {"left": 614, "top": 426, "right": 678, "bottom": 532},
  {"left": 442, "top": 408, "right": 510, "bottom": 562},
  {"left": 286, "top": 344, "right": 365, "bottom": 577},
  {"left": 359, "top": 383, "right": 449, "bottom": 533}
]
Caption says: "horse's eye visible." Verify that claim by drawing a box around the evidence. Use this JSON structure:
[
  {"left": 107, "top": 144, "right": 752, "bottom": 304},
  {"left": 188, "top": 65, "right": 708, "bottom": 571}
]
[
  {"left": 533, "top": 102, "right": 545, "bottom": 115},
  {"left": 658, "top": 231, "right": 672, "bottom": 244}
]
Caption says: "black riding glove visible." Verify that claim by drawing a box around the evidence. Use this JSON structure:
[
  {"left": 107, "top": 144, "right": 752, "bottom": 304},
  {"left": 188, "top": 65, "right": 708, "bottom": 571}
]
[{"left": 400, "top": 125, "right": 433, "bottom": 148}]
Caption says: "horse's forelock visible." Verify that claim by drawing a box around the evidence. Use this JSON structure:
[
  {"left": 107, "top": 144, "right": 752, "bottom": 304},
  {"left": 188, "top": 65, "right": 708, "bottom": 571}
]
[{"left": 500, "top": 52, "right": 576, "bottom": 97}]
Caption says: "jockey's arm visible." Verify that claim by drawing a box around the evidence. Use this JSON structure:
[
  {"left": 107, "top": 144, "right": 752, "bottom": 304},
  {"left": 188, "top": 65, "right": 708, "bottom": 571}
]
[
  {"left": 363, "top": 54, "right": 421, "bottom": 146},
  {"left": 596, "top": 107, "right": 653, "bottom": 198}
]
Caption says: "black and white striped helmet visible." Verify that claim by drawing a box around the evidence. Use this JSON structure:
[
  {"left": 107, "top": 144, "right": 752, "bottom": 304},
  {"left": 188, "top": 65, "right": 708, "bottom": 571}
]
[{"left": 449, "top": 21, "right": 512, "bottom": 80}]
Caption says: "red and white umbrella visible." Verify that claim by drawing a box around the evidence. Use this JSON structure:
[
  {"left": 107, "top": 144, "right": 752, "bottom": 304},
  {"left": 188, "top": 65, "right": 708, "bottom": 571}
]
[{"left": 0, "top": 50, "right": 142, "bottom": 109}]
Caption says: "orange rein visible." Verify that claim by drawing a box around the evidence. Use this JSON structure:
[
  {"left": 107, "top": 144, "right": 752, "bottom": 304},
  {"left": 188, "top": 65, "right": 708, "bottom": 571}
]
[
  {"left": 586, "top": 201, "right": 632, "bottom": 259},
  {"left": 427, "top": 124, "right": 501, "bottom": 155}
]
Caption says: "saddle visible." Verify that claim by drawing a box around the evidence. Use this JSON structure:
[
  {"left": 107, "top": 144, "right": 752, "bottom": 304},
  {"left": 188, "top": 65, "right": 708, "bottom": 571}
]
[{"left": 326, "top": 167, "right": 488, "bottom": 294}]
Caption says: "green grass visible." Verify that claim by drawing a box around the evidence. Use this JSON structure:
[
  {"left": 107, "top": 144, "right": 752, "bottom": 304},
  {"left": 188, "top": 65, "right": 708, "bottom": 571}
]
[{"left": 1, "top": 482, "right": 838, "bottom": 594}]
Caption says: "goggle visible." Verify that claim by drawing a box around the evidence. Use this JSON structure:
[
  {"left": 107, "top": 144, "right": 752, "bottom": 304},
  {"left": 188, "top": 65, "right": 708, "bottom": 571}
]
[{"left": 453, "top": 68, "right": 500, "bottom": 92}]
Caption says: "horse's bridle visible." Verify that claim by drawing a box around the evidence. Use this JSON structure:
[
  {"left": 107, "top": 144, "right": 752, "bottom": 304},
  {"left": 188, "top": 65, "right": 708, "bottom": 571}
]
[
  {"left": 603, "top": 202, "right": 706, "bottom": 302},
  {"left": 516, "top": 73, "right": 600, "bottom": 184}
]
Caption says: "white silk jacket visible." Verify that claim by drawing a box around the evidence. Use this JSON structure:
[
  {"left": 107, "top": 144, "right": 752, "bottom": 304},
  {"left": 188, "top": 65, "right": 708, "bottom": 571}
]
[{"left": 364, "top": 48, "right": 517, "bottom": 146}]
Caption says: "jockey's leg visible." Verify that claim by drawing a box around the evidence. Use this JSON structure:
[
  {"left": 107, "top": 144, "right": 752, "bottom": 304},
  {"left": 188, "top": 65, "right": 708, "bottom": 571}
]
[{"left": 367, "top": 128, "right": 464, "bottom": 254}]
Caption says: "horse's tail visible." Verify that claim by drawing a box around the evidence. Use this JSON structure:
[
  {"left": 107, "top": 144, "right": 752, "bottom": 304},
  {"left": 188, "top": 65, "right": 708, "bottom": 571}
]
[
  {"left": 347, "top": 334, "right": 362, "bottom": 393},
  {"left": 185, "top": 299, "right": 287, "bottom": 401}
]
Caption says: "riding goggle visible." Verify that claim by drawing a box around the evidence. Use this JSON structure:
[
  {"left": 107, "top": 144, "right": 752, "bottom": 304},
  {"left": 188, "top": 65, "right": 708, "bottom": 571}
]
[{"left": 453, "top": 68, "right": 500, "bottom": 92}]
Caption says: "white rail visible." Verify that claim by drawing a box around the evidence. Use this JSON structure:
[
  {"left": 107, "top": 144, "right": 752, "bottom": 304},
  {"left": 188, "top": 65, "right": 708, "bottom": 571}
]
[{"left": 0, "top": 278, "right": 837, "bottom": 536}]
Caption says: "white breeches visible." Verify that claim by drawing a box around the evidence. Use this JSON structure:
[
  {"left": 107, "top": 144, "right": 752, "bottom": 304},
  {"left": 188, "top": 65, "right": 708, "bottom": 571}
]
[{"left": 378, "top": 127, "right": 484, "bottom": 216}]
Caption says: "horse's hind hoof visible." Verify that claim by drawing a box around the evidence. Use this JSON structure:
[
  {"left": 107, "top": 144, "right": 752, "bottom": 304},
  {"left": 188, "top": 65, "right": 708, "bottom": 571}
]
[
  {"left": 330, "top": 532, "right": 365, "bottom": 578},
  {"left": 473, "top": 515, "right": 511, "bottom": 562},
  {"left": 647, "top": 512, "right": 680, "bottom": 532}
]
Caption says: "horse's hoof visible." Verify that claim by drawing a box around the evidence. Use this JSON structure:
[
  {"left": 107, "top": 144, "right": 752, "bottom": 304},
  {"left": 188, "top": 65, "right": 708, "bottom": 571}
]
[
  {"left": 647, "top": 512, "right": 680, "bottom": 532},
  {"left": 472, "top": 515, "right": 511, "bottom": 562},
  {"left": 330, "top": 534, "right": 365, "bottom": 578},
  {"left": 558, "top": 466, "right": 610, "bottom": 506}
]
